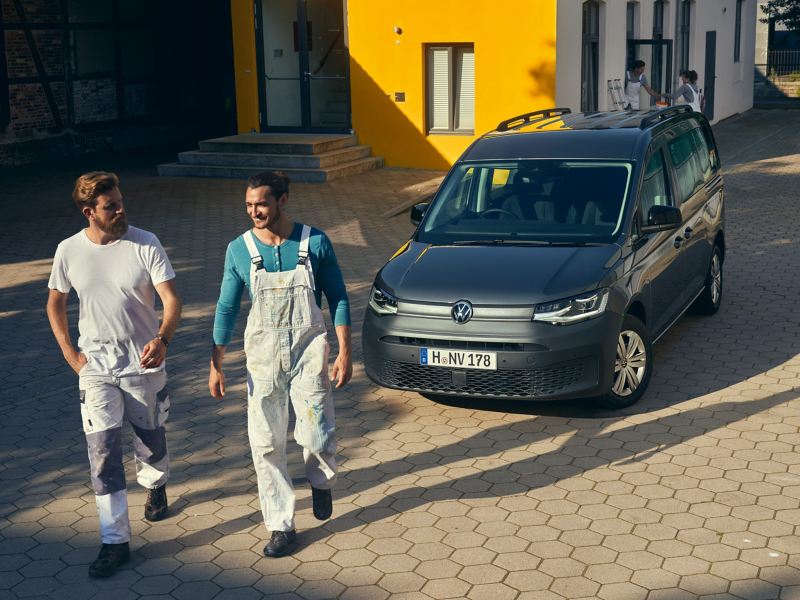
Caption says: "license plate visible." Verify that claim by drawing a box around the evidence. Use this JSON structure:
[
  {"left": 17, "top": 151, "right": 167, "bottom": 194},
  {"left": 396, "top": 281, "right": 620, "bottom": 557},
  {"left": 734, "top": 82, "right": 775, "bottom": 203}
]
[{"left": 419, "top": 347, "right": 497, "bottom": 370}]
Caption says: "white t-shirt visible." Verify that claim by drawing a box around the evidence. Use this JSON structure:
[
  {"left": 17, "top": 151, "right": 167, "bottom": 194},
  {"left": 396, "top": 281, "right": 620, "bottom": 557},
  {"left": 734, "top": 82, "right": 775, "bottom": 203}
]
[{"left": 48, "top": 226, "right": 175, "bottom": 377}]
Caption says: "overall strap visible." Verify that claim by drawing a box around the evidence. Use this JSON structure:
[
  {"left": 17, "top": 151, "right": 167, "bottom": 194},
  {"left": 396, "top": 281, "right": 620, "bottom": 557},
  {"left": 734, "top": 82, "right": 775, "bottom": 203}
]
[
  {"left": 297, "top": 224, "right": 316, "bottom": 291},
  {"left": 297, "top": 225, "right": 311, "bottom": 265},
  {"left": 243, "top": 231, "right": 263, "bottom": 269}
]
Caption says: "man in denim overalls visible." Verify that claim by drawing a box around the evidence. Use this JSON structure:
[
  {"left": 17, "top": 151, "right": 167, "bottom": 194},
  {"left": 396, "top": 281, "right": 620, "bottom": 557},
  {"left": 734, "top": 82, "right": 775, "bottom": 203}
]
[{"left": 209, "top": 171, "right": 352, "bottom": 557}]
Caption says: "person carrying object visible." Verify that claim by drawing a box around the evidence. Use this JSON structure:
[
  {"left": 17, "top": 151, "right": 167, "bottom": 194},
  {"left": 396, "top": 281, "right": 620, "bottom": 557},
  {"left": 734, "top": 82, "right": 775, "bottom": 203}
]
[
  {"left": 624, "top": 59, "right": 662, "bottom": 110},
  {"left": 662, "top": 69, "right": 702, "bottom": 112}
]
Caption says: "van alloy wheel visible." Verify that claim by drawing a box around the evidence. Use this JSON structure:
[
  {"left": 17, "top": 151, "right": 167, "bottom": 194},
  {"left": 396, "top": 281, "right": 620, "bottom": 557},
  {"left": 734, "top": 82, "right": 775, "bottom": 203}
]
[
  {"left": 710, "top": 253, "right": 722, "bottom": 305},
  {"left": 692, "top": 245, "right": 723, "bottom": 315},
  {"left": 612, "top": 330, "right": 647, "bottom": 397}
]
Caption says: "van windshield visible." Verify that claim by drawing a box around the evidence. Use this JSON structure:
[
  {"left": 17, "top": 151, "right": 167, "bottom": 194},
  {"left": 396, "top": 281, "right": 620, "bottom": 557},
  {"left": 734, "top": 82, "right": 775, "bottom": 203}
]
[{"left": 417, "top": 160, "right": 633, "bottom": 245}]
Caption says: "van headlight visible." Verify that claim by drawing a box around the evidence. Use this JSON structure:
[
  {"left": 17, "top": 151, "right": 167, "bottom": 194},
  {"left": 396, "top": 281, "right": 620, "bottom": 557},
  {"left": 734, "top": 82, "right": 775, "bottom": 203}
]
[
  {"left": 533, "top": 289, "right": 609, "bottom": 324},
  {"left": 369, "top": 285, "right": 398, "bottom": 315}
]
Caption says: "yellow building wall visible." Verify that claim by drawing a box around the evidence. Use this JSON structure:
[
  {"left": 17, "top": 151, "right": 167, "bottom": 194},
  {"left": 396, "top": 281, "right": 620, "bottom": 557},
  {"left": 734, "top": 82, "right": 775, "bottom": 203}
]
[
  {"left": 348, "top": 0, "right": 557, "bottom": 170},
  {"left": 231, "top": 0, "right": 259, "bottom": 133}
]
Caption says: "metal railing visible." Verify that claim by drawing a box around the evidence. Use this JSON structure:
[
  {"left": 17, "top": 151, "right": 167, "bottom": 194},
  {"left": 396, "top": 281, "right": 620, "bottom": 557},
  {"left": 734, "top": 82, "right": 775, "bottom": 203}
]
[{"left": 758, "top": 50, "right": 800, "bottom": 77}]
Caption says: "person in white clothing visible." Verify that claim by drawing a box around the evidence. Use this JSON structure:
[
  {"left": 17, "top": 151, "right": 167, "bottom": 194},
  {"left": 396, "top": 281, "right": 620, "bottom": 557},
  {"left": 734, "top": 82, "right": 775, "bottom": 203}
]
[
  {"left": 209, "top": 171, "right": 352, "bottom": 558},
  {"left": 46, "top": 171, "right": 182, "bottom": 578},
  {"left": 624, "top": 60, "right": 662, "bottom": 110},
  {"left": 662, "top": 69, "right": 702, "bottom": 112}
]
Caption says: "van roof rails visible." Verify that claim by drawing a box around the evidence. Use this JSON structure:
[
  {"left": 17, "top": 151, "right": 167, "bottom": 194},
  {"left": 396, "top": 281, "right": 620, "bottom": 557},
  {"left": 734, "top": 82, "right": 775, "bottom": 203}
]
[
  {"left": 496, "top": 108, "right": 572, "bottom": 132},
  {"left": 639, "top": 105, "right": 694, "bottom": 129}
]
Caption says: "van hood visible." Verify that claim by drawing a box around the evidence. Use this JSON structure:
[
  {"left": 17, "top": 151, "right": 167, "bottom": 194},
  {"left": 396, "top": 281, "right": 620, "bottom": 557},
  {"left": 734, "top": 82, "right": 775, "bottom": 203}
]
[{"left": 380, "top": 242, "right": 622, "bottom": 305}]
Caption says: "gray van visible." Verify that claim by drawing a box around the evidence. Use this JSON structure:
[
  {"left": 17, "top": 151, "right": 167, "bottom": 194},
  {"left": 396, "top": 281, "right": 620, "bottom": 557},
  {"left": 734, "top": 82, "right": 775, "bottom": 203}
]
[{"left": 363, "top": 106, "right": 724, "bottom": 408}]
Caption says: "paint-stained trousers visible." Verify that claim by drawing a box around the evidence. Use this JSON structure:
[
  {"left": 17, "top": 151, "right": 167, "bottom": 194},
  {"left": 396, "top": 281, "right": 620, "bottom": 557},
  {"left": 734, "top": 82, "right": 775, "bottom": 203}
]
[{"left": 79, "top": 371, "right": 170, "bottom": 544}]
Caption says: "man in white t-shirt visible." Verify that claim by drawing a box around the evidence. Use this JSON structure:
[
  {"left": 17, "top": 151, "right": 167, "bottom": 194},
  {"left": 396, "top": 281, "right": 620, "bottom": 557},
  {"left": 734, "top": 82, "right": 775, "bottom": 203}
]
[{"left": 46, "top": 172, "right": 182, "bottom": 578}]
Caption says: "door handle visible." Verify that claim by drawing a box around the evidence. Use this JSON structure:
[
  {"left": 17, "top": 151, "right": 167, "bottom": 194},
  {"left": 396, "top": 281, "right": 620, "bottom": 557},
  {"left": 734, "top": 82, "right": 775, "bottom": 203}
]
[
  {"left": 674, "top": 237, "right": 683, "bottom": 249},
  {"left": 684, "top": 227, "right": 693, "bottom": 240}
]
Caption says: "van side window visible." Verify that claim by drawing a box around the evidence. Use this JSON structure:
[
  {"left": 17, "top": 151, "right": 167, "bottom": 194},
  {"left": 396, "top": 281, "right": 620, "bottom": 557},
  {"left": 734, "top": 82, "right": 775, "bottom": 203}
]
[
  {"left": 668, "top": 131, "right": 703, "bottom": 202},
  {"left": 640, "top": 149, "right": 672, "bottom": 220},
  {"left": 690, "top": 127, "right": 712, "bottom": 182},
  {"left": 699, "top": 125, "right": 720, "bottom": 171}
]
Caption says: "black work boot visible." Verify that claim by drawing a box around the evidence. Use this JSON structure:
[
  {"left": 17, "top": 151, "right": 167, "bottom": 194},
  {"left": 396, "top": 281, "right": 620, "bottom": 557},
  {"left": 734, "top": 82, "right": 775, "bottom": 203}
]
[
  {"left": 88, "top": 542, "right": 130, "bottom": 578},
  {"left": 263, "top": 530, "right": 298, "bottom": 558},
  {"left": 311, "top": 487, "right": 333, "bottom": 521},
  {"left": 144, "top": 484, "right": 168, "bottom": 522}
]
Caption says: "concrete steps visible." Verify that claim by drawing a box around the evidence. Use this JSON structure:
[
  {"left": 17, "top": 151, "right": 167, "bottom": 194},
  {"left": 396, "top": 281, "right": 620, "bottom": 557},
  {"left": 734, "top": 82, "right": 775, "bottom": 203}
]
[
  {"left": 158, "top": 133, "right": 383, "bottom": 182},
  {"left": 158, "top": 156, "right": 384, "bottom": 183}
]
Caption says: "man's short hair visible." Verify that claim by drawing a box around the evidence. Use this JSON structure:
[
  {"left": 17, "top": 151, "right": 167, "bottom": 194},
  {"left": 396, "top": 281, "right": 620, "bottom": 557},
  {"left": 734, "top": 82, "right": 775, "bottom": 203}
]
[
  {"left": 247, "top": 171, "right": 290, "bottom": 200},
  {"left": 631, "top": 60, "right": 646, "bottom": 70},
  {"left": 72, "top": 171, "right": 120, "bottom": 210}
]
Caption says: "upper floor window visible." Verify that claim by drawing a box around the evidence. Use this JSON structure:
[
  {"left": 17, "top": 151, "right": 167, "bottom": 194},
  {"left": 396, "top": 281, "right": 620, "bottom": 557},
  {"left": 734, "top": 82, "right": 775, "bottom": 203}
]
[
  {"left": 652, "top": 0, "right": 665, "bottom": 40},
  {"left": 678, "top": 0, "right": 692, "bottom": 72},
  {"left": 581, "top": 0, "right": 600, "bottom": 112},
  {"left": 626, "top": 2, "right": 638, "bottom": 40},
  {"left": 426, "top": 45, "right": 475, "bottom": 134},
  {"left": 734, "top": 0, "right": 743, "bottom": 62}
]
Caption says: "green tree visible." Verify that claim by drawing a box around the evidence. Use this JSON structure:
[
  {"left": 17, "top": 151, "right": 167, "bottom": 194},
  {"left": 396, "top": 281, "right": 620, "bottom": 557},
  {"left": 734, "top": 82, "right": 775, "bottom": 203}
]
[{"left": 760, "top": 0, "right": 800, "bottom": 30}]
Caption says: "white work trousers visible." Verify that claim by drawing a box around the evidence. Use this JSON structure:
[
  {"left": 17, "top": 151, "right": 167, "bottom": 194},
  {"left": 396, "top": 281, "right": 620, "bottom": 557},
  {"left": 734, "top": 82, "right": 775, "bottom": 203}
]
[{"left": 79, "top": 370, "right": 170, "bottom": 543}]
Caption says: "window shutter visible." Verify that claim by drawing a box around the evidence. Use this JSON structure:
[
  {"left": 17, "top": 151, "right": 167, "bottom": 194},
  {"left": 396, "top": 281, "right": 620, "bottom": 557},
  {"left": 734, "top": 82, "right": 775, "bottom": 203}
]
[
  {"left": 428, "top": 47, "right": 451, "bottom": 130},
  {"left": 455, "top": 48, "right": 475, "bottom": 131}
]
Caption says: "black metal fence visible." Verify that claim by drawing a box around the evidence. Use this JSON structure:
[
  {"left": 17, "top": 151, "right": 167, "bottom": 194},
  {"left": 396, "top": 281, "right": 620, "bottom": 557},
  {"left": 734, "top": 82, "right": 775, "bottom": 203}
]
[{"left": 759, "top": 50, "right": 800, "bottom": 77}]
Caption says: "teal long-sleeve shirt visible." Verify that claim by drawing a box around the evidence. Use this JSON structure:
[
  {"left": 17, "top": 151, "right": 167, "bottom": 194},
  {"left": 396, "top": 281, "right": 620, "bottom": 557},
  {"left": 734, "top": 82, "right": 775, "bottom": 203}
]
[{"left": 213, "top": 223, "right": 350, "bottom": 345}]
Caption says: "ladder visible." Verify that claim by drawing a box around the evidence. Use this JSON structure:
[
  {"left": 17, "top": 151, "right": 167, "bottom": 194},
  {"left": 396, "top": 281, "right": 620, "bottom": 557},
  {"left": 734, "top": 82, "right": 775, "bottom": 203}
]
[{"left": 607, "top": 79, "right": 627, "bottom": 110}]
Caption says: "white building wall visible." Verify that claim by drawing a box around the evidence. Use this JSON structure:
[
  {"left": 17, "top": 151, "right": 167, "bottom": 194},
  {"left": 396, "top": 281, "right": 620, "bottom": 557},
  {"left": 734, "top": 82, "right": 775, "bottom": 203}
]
[{"left": 556, "top": 0, "right": 756, "bottom": 123}]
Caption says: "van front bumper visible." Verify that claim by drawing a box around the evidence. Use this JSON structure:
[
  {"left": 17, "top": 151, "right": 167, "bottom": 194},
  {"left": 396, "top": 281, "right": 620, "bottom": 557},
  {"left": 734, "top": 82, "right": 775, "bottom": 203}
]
[{"left": 362, "top": 309, "right": 623, "bottom": 401}]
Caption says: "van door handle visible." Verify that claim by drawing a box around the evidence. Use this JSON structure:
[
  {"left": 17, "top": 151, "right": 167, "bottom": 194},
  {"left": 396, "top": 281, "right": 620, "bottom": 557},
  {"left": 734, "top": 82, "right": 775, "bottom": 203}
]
[
  {"left": 674, "top": 237, "right": 683, "bottom": 249},
  {"left": 684, "top": 227, "right": 693, "bottom": 239}
]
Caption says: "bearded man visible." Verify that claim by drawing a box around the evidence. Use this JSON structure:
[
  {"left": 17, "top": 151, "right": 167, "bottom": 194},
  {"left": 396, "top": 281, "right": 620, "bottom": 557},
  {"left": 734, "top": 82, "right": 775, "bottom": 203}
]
[{"left": 46, "top": 171, "right": 182, "bottom": 578}]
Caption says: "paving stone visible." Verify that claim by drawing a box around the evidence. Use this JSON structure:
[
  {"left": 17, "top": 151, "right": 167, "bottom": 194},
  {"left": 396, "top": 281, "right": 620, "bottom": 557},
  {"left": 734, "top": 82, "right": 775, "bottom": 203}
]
[{"left": 3, "top": 111, "right": 800, "bottom": 599}]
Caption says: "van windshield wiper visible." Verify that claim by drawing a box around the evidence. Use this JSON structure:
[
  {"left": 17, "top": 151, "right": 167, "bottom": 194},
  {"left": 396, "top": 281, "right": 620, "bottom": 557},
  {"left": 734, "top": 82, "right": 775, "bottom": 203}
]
[
  {"left": 449, "top": 239, "right": 550, "bottom": 246},
  {"left": 448, "top": 239, "right": 602, "bottom": 247}
]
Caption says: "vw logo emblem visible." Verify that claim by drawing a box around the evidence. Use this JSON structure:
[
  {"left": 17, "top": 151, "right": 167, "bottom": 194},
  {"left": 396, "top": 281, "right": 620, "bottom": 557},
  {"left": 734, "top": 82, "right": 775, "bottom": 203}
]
[{"left": 451, "top": 300, "right": 473, "bottom": 324}]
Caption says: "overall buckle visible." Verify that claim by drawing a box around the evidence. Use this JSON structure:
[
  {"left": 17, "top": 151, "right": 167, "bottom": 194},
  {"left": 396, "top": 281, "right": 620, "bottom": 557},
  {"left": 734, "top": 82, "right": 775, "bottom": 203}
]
[{"left": 251, "top": 256, "right": 264, "bottom": 270}]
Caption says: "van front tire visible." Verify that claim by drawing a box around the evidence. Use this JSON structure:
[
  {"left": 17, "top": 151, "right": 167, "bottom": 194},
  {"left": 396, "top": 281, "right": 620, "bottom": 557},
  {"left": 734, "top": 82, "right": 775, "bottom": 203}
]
[{"left": 598, "top": 315, "right": 653, "bottom": 409}]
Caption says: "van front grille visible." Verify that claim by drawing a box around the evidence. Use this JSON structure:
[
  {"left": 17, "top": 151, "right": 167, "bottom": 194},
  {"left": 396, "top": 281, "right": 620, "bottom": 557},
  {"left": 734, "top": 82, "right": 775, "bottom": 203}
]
[
  {"left": 376, "top": 359, "right": 586, "bottom": 398},
  {"left": 382, "top": 336, "right": 545, "bottom": 353}
]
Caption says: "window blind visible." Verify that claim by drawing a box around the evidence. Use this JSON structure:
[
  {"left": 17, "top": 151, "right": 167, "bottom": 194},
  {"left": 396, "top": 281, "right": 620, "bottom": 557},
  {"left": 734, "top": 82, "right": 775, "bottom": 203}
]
[
  {"left": 455, "top": 48, "right": 475, "bottom": 131},
  {"left": 429, "top": 47, "right": 451, "bottom": 130}
]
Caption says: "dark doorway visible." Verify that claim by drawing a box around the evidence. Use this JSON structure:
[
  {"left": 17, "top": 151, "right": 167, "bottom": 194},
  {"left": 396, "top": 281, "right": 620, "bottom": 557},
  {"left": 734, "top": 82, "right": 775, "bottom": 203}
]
[
  {"left": 704, "top": 31, "right": 716, "bottom": 121},
  {"left": 627, "top": 39, "right": 673, "bottom": 107},
  {"left": 256, "top": 0, "right": 350, "bottom": 132}
]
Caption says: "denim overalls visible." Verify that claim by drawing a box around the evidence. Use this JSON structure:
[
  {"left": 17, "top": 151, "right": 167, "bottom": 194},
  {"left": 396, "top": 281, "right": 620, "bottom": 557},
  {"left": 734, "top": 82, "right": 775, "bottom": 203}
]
[{"left": 242, "top": 226, "right": 337, "bottom": 532}]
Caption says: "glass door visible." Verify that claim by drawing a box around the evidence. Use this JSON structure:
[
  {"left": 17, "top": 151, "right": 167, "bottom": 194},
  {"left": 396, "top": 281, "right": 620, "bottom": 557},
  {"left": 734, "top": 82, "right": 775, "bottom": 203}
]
[
  {"left": 306, "top": 0, "right": 349, "bottom": 129},
  {"left": 627, "top": 39, "right": 673, "bottom": 108},
  {"left": 256, "top": 0, "right": 350, "bottom": 132}
]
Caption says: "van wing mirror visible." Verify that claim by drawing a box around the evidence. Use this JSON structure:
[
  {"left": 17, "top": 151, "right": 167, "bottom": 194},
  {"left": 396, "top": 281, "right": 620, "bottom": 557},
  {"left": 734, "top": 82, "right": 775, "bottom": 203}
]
[
  {"left": 410, "top": 202, "right": 429, "bottom": 227},
  {"left": 642, "top": 205, "right": 682, "bottom": 233}
]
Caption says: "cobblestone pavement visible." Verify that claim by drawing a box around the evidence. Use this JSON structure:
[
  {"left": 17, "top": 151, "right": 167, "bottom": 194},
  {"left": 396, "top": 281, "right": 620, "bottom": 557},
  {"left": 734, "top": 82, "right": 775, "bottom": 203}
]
[{"left": 1, "top": 109, "right": 800, "bottom": 600}]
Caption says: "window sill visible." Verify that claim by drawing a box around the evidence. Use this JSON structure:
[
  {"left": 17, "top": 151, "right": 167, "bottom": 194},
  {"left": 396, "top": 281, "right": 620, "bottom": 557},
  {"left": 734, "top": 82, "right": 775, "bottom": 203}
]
[{"left": 427, "top": 130, "right": 475, "bottom": 136}]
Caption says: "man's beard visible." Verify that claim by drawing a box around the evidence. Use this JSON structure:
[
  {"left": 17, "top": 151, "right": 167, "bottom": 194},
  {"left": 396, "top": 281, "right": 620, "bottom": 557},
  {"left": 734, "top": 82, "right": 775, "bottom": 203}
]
[{"left": 97, "top": 214, "right": 128, "bottom": 236}]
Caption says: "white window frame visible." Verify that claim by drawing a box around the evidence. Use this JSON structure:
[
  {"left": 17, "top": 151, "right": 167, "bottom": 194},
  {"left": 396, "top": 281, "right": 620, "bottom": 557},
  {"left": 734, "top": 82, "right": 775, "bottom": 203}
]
[{"left": 426, "top": 44, "right": 475, "bottom": 135}]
